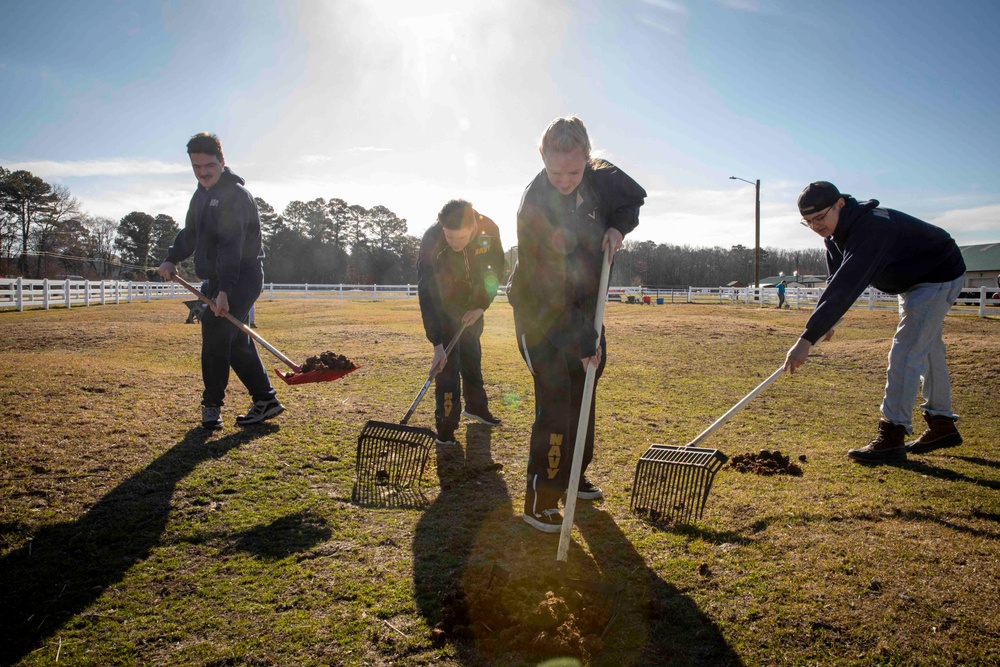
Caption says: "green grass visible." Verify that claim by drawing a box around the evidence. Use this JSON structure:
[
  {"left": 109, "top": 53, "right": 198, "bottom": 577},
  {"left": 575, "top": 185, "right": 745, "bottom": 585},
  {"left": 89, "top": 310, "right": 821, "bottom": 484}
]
[{"left": 1, "top": 298, "right": 998, "bottom": 666}]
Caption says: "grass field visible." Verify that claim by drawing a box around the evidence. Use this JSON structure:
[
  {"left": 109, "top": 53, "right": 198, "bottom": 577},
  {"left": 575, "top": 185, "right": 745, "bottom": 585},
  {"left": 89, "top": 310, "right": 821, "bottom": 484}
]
[{"left": 1, "top": 298, "right": 998, "bottom": 667}]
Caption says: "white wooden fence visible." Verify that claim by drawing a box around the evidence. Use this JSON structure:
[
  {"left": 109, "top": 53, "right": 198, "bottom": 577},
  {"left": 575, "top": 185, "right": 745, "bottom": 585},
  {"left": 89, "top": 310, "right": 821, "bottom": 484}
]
[{"left": 0, "top": 278, "right": 996, "bottom": 317}]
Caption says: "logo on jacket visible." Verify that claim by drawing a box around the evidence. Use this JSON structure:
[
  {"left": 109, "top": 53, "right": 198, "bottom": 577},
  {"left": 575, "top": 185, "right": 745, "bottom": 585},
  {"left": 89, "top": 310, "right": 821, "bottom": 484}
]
[{"left": 210, "top": 199, "right": 219, "bottom": 207}]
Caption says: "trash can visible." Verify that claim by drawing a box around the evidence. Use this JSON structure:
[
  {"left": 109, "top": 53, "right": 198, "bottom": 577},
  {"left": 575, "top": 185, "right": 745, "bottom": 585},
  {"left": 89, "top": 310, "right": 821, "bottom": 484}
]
[
  {"left": 642, "top": 295, "right": 651, "bottom": 305},
  {"left": 627, "top": 295, "right": 636, "bottom": 304},
  {"left": 656, "top": 297, "right": 664, "bottom": 305}
]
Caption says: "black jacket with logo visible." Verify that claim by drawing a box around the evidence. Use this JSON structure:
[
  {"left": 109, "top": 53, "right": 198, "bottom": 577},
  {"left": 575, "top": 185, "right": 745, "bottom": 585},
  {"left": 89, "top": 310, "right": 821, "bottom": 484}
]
[
  {"left": 417, "top": 212, "right": 505, "bottom": 346},
  {"left": 802, "top": 196, "right": 966, "bottom": 344},
  {"left": 508, "top": 159, "right": 646, "bottom": 358},
  {"left": 165, "top": 167, "right": 264, "bottom": 295}
]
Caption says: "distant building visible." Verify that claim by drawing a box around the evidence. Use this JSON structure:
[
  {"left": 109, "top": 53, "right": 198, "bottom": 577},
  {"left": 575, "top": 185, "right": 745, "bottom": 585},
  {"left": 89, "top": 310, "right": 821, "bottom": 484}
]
[
  {"left": 760, "top": 274, "right": 826, "bottom": 288},
  {"left": 959, "top": 243, "right": 1000, "bottom": 289}
]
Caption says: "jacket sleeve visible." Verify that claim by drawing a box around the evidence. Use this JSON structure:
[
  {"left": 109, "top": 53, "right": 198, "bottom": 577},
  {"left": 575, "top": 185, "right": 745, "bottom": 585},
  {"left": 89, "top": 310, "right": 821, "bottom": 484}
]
[
  {"left": 801, "top": 225, "right": 894, "bottom": 344},
  {"left": 598, "top": 165, "right": 646, "bottom": 237},
  {"left": 417, "top": 230, "right": 445, "bottom": 346},
  {"left": 476, "top": 215, "right": 505, "bottom": 311},
  {"left": 214, "top": 188, "right": 250, "bottom": 294},
  {"left": 164, "top": 193, "right": 198, "bottom": 265}
]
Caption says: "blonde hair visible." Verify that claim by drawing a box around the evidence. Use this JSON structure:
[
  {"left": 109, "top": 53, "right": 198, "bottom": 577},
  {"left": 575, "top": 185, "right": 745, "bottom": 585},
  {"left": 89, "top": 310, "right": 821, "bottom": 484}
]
[{"left": 539, "top": 116, "right": 591, "bottom": 159}]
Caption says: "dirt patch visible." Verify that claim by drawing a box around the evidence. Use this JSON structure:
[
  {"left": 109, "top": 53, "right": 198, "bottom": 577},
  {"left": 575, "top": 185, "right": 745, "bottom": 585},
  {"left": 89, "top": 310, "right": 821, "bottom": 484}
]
[
  {"left": 727, "top": 449, "right": 804, "bottom": 476},
  {"left": 431, "top": 567, "right": 615, "bottom": 665},
  {"left": 299, "top": 351, "right": 357, "bottom": 373}
]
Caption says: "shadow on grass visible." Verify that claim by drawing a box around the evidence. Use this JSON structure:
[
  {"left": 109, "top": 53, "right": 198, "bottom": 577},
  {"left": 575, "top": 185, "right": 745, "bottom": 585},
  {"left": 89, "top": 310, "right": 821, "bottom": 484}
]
[
  {"left": 412, "top": 424, "right": 744, "bottom": 666},
  {"left": 899, "top": 458, "right": 1000, "bottom": 491},
  {"left": 227, "top": 509, "right": 332, "bottom": 561},
  {"left": 0, "top": 425, "right": 275, "bottom": 666}
]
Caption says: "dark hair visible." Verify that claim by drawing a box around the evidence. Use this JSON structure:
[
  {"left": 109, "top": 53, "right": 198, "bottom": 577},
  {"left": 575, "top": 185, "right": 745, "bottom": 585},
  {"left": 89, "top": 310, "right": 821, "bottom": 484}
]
[
  {"left": 437, "top": 199, "right": 473, "bottom": 230},
  {"left": 187, "top": 132, "right": 224, "bottom": 161}
]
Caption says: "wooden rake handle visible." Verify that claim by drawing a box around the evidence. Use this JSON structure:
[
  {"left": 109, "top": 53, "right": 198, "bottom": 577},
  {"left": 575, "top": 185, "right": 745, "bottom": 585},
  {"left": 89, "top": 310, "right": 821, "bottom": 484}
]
[
  {"left": 399, "top": 322, "right": 469, "bottom": 426},
  {"left": 172, "top": 275, "right": 300, "bottom": 372},
  {"left": 558, "top": 244, "right": 613, "bottom": 563}
]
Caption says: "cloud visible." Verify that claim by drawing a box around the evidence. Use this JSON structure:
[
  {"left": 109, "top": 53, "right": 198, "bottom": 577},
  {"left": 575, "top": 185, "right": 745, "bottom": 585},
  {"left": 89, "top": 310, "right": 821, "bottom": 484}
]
[
  {"left": 639, "top": 17, "right": 678, "bottom": 35},
  {"left": 640, "top": 0, "right": 690, "bottom": 15},
  {"left": 346, "top": 147, "right": 393, "bottom": 153},
  {"left": 717, "top": 0, "right": 762, "bottom": 11},
  {"left": 3, "top": 158, "right": 188, "bottom": 178},
  {"left": 929, "top": 203, "right": 1000, "bottom": 244}
]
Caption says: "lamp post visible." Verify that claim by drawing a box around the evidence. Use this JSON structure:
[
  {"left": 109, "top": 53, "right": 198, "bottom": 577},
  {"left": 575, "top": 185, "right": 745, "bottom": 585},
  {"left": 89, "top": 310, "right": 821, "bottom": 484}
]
[{"left": 729, "top": 176, "right": 760, "bottom": 289}]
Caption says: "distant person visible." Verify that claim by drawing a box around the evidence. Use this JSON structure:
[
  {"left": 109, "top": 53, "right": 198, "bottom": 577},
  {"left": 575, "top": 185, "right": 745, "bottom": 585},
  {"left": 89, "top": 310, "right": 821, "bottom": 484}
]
[
  {"left": 783, "top": 181, "right": 966, "bottom": 462},
  {"left": 508, "top": 116, "right": 646, "bottom": 532},
  {"left": 158, "top": 132, "right": 283, "bottom": 430},
  {"left": 417, "top": 199, "right": 505, "bottom": 446},
  {"left": 776, "top": 280, "right": 787, "bottom": 309}
]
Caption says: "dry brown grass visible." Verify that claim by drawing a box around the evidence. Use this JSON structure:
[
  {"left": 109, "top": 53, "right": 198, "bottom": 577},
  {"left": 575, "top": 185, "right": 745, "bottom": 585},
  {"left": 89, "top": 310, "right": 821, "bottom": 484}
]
[{"left": 1, "top": 298, "right": 998, "bottom": 666}]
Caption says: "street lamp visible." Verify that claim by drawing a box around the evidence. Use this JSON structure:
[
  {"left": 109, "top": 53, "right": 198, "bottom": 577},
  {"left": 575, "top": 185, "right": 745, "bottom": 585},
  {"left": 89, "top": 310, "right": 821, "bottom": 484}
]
[{"left": 729, "top": 176, "right": 760, "bottom": 289}]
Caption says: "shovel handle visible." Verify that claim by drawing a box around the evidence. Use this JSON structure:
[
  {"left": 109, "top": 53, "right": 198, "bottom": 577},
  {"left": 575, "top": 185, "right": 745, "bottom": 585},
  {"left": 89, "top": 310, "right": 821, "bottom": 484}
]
[
  {"left": 558, "top": 244, "right": 612, "bottom": 563},
  {"left": 399, "top": 322, "right": 468, "bottom": 426},
  {"left": 172, "top": 275, "right": 300, "bottom": 372}
]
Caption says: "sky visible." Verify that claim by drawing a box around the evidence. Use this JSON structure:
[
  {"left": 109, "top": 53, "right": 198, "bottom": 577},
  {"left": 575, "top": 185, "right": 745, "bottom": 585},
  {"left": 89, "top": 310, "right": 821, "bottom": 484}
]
[{"left": 2, "top": 0, "right": 998, "bottom": 254}]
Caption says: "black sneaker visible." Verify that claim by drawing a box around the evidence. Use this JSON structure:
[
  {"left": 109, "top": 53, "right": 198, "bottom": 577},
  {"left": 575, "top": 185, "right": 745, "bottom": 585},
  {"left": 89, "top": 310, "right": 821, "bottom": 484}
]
[
  {"left": 202, "top": 406, "right": 223, "bottom": 431},
  {"left": 435, "top": 429, "right": 457, "bottom": 446},
  {"left": 462, "top": 408, "right": 501, "bottom": 426},
  {"left": 577, "top": 477, "right": 604, "bottom": 500},
  {"left": 235, "top": 398, "right": 284, "bottom": 426},
  {"left": 523, "top": 507, "right": 563, "bottom": 533}
]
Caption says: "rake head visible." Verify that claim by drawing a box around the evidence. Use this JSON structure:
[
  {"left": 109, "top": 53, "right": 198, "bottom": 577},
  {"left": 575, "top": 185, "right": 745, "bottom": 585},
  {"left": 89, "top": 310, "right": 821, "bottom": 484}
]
[
  {"left": 354, "top": 419, "right": 435, "bottom": 493},
  {"left": 630, "top": 443, "right": 728, "bottom": 524}
]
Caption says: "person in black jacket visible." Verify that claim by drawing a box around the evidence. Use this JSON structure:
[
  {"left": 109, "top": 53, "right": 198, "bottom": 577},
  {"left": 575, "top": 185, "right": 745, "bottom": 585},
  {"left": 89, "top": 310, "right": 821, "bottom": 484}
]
[
  {"left": 508, "top": 116, "right": 646, "bottom": 533},
  {"left": 158, "top": 133, "right": 283, "bottom": 430},
  {"left": 417, "top": 200, "right": 504, "bottom": 446},
  {"left": 784, "top": 181, "right": 966, "bottom": 462}
]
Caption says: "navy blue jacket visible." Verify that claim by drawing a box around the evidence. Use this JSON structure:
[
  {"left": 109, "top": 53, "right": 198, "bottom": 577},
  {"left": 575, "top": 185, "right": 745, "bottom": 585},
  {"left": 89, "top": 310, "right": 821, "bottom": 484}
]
[
  {"left": 417, "top": 212, "right": 504, "bottom": 346},
  {"left": 802, "top": 197, "right": 965, "bottom": 344},
  {"left": 165, "top": 167, "right": 264, "bottom": 295},
  {"left": 508, "top": 159, "right": 645, "bottom": 358}
]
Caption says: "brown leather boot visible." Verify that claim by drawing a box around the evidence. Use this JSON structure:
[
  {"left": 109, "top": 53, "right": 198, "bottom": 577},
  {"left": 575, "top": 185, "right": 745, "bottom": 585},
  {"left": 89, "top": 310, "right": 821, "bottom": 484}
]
[
  {"left": 848, "top": 420, "right": 907, "bottom": 462},
  {"left": 906, "top": 413, "right": 962, "bottom": 453}
]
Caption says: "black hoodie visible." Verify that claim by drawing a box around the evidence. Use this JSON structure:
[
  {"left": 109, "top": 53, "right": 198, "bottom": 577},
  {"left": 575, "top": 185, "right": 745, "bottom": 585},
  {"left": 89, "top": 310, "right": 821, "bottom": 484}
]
[
  {"left": 508, "top": 159, "right": 646, "bottom": 358},
  {"left": 165, "top": 167, "right": 264, "bottom": 294},
  {"left": 801, "top": 196, "right": 965, "bottom": 344}
]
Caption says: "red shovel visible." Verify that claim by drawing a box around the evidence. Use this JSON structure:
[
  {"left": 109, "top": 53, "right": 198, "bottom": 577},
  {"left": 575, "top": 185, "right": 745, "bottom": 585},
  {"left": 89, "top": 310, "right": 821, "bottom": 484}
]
[{"left": 173, "top": 275, "right": 358, "bottom": 386}]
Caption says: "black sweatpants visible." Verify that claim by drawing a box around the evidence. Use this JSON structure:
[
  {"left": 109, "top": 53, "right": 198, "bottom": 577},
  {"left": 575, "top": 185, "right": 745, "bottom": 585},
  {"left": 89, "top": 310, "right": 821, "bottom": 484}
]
[
  {"left": 519, "top": 326, "right": 607, "bottom": 499},
  {"left": 434, "top": 316, "right": 489, "bottom": 432},
  {"left": 199, "top": 271, "right": 276, "bottom": 408}
]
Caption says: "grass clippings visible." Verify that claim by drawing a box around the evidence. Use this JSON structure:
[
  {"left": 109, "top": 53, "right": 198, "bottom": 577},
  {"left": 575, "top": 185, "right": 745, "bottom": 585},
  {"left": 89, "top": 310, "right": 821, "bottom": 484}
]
[{"left": 1, "top": 298, "right": 998, "bottom": 666}]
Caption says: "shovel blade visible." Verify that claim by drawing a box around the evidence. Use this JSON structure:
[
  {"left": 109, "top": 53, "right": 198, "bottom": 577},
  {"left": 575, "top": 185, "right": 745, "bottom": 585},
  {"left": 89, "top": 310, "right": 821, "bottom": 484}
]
[{"left": 275, "top": 365, "right": 360, "bottom": 385}]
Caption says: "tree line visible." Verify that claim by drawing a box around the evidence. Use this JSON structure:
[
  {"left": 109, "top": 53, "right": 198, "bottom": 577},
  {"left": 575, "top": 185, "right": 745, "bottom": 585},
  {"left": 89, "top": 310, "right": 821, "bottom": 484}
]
[{"left": 1, "top": 165, "right": 826, "bottom": 286}]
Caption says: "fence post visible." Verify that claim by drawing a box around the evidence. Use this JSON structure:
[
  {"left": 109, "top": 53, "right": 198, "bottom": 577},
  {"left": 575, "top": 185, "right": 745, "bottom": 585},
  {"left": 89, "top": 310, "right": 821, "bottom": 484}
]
[
  {"left": 305, "top": 283, "right": 309, "bottom": 298},
  {"left": 16, "top": 277, "right": 23, "bottom": 312},
  {"left": 145, "top": 283, "right": 151, "bottom": 303},
  {"left": 84, "top": 280, "right": 91, "bottom": 306},
  {"left": 269, "top": 283, "right": 274, "bottom": 301},
  {"left": 43, "top": 279, "right": 50, "bottom": 310},
  {"left": 373, "top": 284, "right": 378, "bottom": 302},
  {"left": 795, "top": 287, "right": 800, "bottom": 309},
  {"left": 687, "top": 287, "right": 692, "bottom": 303},
  {"left": 116, "top": 282, "right": 121, "bottom": 304},
  {"left": 980, "top": 286, "right": 987, "bottom": 318},
  {"left": 65, "top": 278, "right": 72, "bottom": 309}
]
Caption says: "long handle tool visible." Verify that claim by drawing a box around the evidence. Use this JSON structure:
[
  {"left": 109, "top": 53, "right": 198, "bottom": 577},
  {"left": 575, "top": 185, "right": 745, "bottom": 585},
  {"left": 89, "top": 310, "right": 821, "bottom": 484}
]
[
  {"left": 557, "top": 245, "right": 613, "bottom": 564},
  {"left": 629, "top": 368, "right": 782, "bottom": 524},
  {"left": 354, "top": 324, "right": 468, "bottom": 501},
  {"left": 173, "top": 275, "right": 357, "bottom": 385}
]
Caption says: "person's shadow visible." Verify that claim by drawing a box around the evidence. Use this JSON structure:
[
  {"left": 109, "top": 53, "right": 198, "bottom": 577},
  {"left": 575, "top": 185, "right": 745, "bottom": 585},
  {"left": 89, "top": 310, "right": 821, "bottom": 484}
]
[
  {"left": 412, "top": 423, "right": 743, "bottom": 666},
  {"left": 412, "top": 423, "right": 512, "bottom": 660},
  {"left": 0, "top": 426, "right": 277, "bottom": 666}
]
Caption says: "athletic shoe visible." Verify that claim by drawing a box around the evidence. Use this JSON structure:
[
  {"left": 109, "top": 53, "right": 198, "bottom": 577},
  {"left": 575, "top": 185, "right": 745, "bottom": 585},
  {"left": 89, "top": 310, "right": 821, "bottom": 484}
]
[
  {"left": 848, "top": 420, "right": 906, "bottom": 463},
  {"left": 523, "top": 507, "right": 563, "bottom": 533},
  {"left": 435, "top": 429, "right": 457, "bottom": 446},
  {"left": 202, "top": 406, "right": 223, "bottom": 431},
  {"left": 523, "top": 478, "right": 563, "bottom": 533},
  {"left": 235, "top": 398, "right": 285, "bottom": 426},
  {"left": 577, "top": 476, "right": 604, "bottom": 500},
  {"left": 462, "top": 408, "right": 502, "bottom": 426}
]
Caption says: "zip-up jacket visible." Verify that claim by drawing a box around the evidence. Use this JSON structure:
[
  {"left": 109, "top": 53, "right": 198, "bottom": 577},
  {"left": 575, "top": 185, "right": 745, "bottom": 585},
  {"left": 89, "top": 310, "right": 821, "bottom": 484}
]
[
  {"left": 508, "top": 159, "right": 646, "bottom": 358},
  {"left": 417, "top": 212, "right": 504, "bottom": 346},
  {"left": 164, "top": 167, "right": 264, "bottom": 294},
  {"left": 802, "top": 196, "right": 966, "bottom": 344}
]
